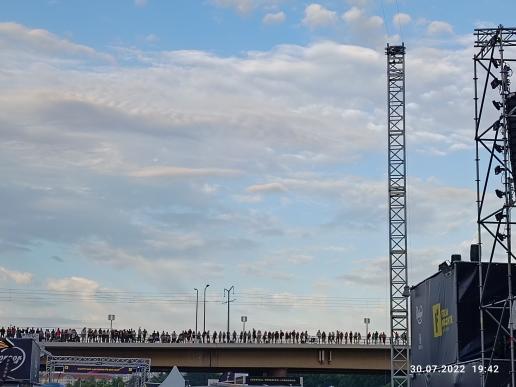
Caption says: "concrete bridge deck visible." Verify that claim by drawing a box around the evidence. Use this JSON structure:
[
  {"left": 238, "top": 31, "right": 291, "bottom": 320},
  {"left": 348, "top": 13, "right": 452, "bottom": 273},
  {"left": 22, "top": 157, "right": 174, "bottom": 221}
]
[{"left": 43, "top": 342, "right": 395, "bottom": 374}]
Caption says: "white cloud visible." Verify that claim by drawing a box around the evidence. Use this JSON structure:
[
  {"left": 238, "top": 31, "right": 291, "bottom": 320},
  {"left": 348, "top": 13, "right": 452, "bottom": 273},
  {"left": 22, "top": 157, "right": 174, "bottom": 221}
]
[
  {"left": 128, "top": 166, "right": 242, "bottom": 178},
  {"left": 211, "top": 0, "right": 253, "bottom": 14},
  {"left": 0, "top": 22, "right": 114, "bottom": 63},
  {"left": 393, "top": 12, "right": 411, "bottom": 26},
  {"left": 134, "top": 0, "right": 148, "bottom": 7},
  {"left": 342, "top": 6, "right": 362, "bottom": 23},
  {"left": 47, "top": 276, "right": 99, "bottom": 293},
  {"left": 246, "top": 182, "right": 287, "bottom": 193},
  {"left": 427, "top": 20, "right": 454, "bottom": 35},
  {"left": 263, "top": 11, "right": 286, "bottom": 25},
  {"left": 0, "top": 266, "right": 33, "bottom": 284},
  {"left": 302, "top": 4, "right": 337, "bottom": 29}
]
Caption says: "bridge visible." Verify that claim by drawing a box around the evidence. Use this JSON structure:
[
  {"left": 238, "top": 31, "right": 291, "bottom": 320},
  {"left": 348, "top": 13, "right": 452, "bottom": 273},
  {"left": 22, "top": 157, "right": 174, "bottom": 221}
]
[{"left": 43, "top": 342, "right": 394, "bottom": 375}]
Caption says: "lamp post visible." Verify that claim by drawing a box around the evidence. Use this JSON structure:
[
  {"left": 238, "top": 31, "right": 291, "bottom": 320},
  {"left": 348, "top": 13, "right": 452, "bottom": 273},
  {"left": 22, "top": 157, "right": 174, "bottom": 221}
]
[
  {"left": 224, "top": 286, "right": 235, "bottom": 337},
  {"left": 194, "top": 288, "right": 199, "bottom": 335},
  {"left": 203, "top": 284, "right": 210, "bottom": 332},
  {"left": 364, "top": 317, "right": 370, "bottom": 344},
  {"left": 108, "top": 314, "right": 115, "bottom": 343},
  {"left": 241, "top": 316, "right": 247, "bottom": 332}
]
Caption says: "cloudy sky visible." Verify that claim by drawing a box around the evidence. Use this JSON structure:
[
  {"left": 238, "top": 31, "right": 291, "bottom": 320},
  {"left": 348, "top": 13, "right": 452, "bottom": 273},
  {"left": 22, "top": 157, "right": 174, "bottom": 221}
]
[{"left": 0, "top": 0, "right": 515, "bottom": 335}]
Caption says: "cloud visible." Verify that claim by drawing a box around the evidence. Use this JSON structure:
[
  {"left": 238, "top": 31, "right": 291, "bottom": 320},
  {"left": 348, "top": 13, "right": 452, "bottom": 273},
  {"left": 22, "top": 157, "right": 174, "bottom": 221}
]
[
  {"left": 211, "top": 0, "right": 254, "bottom": 14},
  {"left": 342, "top": 6, "right": 362, "bottom": 23},
  {"left": 246, "top": 182, "right": 287, "bottom": 193},
  {"left": 340, "top": 6, "right": 385, "bottom": 47},
  {"left": 0, "top": 266, "right": 33, "bottom": 284},
  {"left": 302, "top": 4, "right": 337, "bottom": 29},
  {"left": 47, "top": 276, "right": 99, "bottom": 293},
  {"left": 393, "top": 13, "right": 411, "bottom": 26},
  {"left": 51, "top": 255, "right": 64, "bottom": 263},
  {"left": 427, "top": 20, "right": 453, "bottom": 35},
  {"left": 128, "top": 166, "right": 242, "bottom": 178},
  {"left": 263, "top": 11, "right": 286, "bottom": 25},
  {"left": 0, "top": 22, "right": 113, "bottom": 63},
  {"left": 134, "top": 0, "right": 148, "bottom": 7}
]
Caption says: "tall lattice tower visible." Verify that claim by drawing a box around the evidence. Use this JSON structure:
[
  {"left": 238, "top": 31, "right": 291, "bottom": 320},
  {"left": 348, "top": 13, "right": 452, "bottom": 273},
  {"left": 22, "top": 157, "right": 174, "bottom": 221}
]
[
  {"left": 386, "top": 43, "right": 410, "bottom": 387},
  {"left": 474, "top": 26, "right": 516, "bottom": 387}
]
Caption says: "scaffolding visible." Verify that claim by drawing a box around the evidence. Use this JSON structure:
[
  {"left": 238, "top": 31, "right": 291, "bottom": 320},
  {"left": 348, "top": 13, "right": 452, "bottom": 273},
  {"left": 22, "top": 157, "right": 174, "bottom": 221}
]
[
  {"left": 474, "top": 25, "right": 516, "bottom": 387},
  {"left": 46, "top": 356, "right": 151, "bottom": 387},
  {"left": 387, "top": 43, "right": 410, "bottom": 387}
]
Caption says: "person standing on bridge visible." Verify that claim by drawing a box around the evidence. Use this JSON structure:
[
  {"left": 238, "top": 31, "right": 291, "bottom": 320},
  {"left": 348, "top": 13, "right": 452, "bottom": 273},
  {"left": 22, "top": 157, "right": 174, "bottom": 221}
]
[{"left": 316, "top": 330, "right": 321, "bottom": 343}]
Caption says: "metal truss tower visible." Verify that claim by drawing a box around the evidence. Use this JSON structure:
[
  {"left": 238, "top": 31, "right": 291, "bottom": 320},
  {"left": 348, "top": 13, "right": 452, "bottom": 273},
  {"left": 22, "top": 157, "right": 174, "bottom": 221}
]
[
  {"left": 474, "top": 26, "right": 516, "bottom": 387},
  {"left": 387, "top": 43, "right": 410, "bottom": 387},
  {"left": 46, "top": 356, "right": 151, "bottom": 387}
]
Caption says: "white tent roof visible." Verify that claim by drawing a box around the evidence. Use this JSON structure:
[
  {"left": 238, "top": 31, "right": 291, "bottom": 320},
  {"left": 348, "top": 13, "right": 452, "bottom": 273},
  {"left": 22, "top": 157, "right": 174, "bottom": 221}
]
[{"left": 159, "top": 366, "right": 185, "bottom": 387}]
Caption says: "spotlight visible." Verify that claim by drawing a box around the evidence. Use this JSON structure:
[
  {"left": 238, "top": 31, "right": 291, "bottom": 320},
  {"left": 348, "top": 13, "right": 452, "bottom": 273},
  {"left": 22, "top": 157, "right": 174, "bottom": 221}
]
[
  {"left": 493, "top": 101, "right": 503, "bottom": 111},
  {"left": 438, "top": 261, "right": 449, "bottom": 271},
  {"left": 497, "top": 232, "right": 507, "bottom": 241},
  {"left": 493, "top": 120, "right": 501, "bottom": 131},
  {"left": 494, "top": 144, "right": 505, "bottom": 153},
  {"left": 495, "top": 189, "right": 506, "bottom": 198},
  {"left": 495, "top": 165, "right": 505, "bottom": 175},
  {"left": 492, "top": 77, "right": 502, "bottom": 89},
  {"left": 495, "top": 211, "right": 506, "bottom": 222},
  {"left": 402, "top": 285, "right": 411, "bottom": 298},
  {"left": 492, "top": 59, "right": 501, "bottom": 69}
]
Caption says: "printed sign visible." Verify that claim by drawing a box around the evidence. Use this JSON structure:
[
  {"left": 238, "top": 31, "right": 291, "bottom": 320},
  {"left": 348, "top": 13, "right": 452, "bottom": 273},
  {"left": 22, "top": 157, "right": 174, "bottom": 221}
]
[
  {"left": 63, "top": 365, "right": 138, "bottom": 375},
  {"left": 0, "top": 338, "right": 40, "bottom": 382}
]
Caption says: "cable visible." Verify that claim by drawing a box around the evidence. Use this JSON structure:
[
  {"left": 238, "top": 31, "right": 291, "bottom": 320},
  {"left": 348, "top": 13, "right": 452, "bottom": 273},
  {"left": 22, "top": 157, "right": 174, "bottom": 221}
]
[
  {"left": 394, "top": 0, "right": 404, "bottom": 42},
  {"left": 377, "top": 0, "right": 391, "bottom": 38}
]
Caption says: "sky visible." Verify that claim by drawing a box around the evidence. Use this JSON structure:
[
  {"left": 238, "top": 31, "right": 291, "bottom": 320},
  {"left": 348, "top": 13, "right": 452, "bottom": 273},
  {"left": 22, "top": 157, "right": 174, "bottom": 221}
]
[{"left": 0, "top": 0, "right": 515, "bottom": 335}]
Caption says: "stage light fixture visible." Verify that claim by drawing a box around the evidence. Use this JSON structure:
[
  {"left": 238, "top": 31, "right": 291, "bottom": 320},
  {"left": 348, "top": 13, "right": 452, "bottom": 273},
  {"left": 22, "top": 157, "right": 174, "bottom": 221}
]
[
  {"left": 495, "top": 189, "right": 506, "bottom": 198},
  {"left": 495, "top": 211, "right": 506, "bottom": 222},
  {"left": 492, "top": 59, "right": 500, "bottom": 69},
  {"left": 495, "top": 165, "right": 505, "bottom": 175},
  {"left": 491, "top": 77, "right": 502, "bottom": 89},
  {"left": 438, "top": 261, "right": 449, "bottom": 271},
  {"left": 497, "top": 232, "right": 507, "bottom": 241},
  {"left": 493, "top": 100, "right": 503, "bottom": 110},
  {"left": 494, "top": 144, "right": 505, "bottom": 153},
  {"left": 506, "top": 94, "right": 516, "bottom": 186},
  {"left": 493, "top": 120, "right": 501, "bottom": 131}
]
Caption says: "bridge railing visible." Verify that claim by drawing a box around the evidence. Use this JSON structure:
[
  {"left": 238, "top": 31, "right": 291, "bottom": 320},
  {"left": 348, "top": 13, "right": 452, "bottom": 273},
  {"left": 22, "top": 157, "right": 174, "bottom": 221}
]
[{"left": 7, "top": 330, "right": 408, "bottom": 346}]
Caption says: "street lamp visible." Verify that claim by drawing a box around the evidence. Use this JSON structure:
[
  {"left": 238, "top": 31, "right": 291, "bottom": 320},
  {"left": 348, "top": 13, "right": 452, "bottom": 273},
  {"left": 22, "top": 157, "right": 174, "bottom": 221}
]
[
  {"left": 364, "top": 317, "right": 370, "bottom": 344},
  {"left": 224, "top": 286, "right": 235, "bottom": 337},
  {"left": 194, "top": 288, "right": 199, "bottom": 335},
  {"left": 241, "top": 316, "right": 247, "bottom": 332},
  {"left": 108, "top": 314, "right": 115, "bottom": 343},
  {"left": 203, "top": 284, "right": 210, "bottom": 332}
]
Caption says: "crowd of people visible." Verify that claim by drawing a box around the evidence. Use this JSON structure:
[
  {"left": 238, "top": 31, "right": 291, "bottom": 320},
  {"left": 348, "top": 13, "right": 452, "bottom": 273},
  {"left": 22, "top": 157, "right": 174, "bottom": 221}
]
[{"left": 0, "top": 325, "right": 407, "bottom": 345}]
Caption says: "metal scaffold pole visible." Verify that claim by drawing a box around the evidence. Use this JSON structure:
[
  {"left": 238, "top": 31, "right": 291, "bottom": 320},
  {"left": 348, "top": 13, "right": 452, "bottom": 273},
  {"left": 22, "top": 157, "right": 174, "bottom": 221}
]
[{"left": 386, "top": 43, "right": 410, "bottom": 387}]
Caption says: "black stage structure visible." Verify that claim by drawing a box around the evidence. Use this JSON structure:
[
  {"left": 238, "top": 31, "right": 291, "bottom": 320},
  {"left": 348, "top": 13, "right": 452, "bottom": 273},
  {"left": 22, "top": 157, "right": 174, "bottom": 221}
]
[{"left": 474, "top": 25, "right": 516, "bottom": 387}]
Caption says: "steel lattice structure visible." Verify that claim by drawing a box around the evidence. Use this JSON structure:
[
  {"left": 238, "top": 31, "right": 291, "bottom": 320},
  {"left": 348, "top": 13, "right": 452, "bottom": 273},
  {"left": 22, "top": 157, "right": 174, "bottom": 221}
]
[
  {"left": 475, "top": 26, "right": 516, "bottom": 387},
  {"left": 387, "top": 43, "right": 410, "bottom": 387},
  {"left": 46, "top": 356, "right": 151, "bottom": 387}
]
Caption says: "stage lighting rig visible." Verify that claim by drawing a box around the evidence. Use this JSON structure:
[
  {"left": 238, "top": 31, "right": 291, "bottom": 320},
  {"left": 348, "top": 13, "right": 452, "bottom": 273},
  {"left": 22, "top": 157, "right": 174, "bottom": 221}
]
[
  {"left": 495, "top": 211, "right": 506, "bottom": 222},
  {"left": 495, "top": 165, "right": 506, "bottom": 175},
  {"left": 495, "top": 189, "right": 506, "bottom": 198},
  {"left": 492, "top": 77, "right": 502, "bottom": 89},
  {"left": 494, "top": 144, "right": 505, "bottom": 153},
  {"left": 497, "top": 232, "right": 507, "bottom": 241}
]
